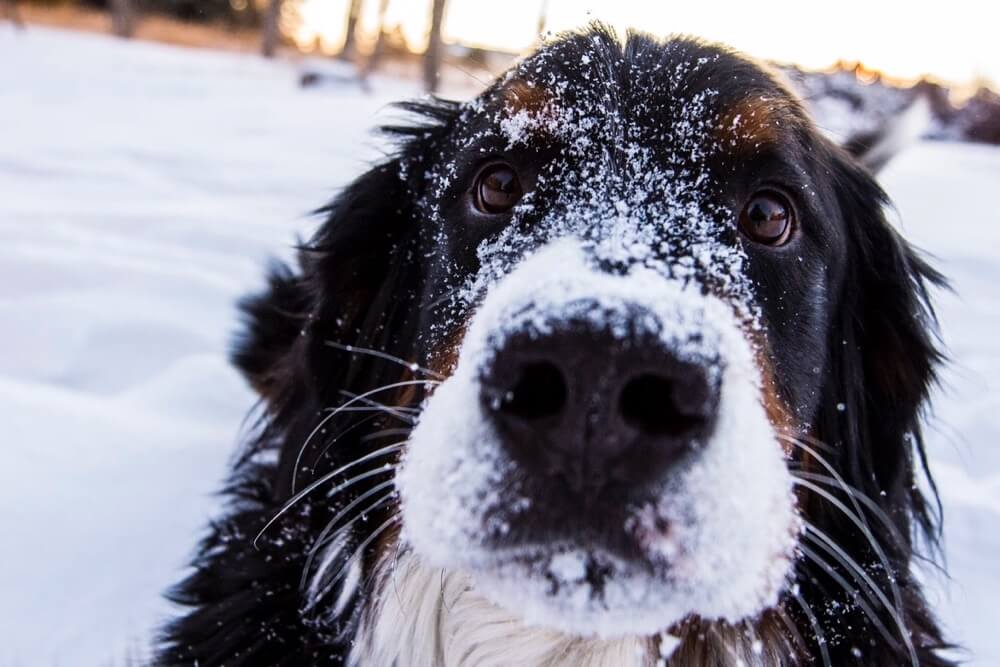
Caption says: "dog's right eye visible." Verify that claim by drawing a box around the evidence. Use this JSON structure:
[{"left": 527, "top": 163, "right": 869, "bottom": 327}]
[
  {"left": 738, "top": 189, "right": 794, "bottom": 246},
  {"left": 474, "top": 162, "right": 523, "bottom": 215}
]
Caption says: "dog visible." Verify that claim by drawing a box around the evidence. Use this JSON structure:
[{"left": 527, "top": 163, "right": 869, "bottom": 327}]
[{"left": 157, "top": 26, "right": 953, "bottom": 666}]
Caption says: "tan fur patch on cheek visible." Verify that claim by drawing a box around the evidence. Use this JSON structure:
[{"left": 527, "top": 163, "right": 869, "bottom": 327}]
[
  {"left": 746, "top": 330, "right": 798, "bottom": 458},
  {"left": 368, "top": 321, "right": 471, "bottom": 564},
  {"left": 426, "top": 317, "right": 473, "bottom": 378}
]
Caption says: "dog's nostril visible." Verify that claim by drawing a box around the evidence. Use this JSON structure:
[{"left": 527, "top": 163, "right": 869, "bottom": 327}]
[
  {"left": 500, "top": 361, "right": 568, "bottom": 420},
  {"left": 619, "top": 373, "right": 706, "bottom": 437}
]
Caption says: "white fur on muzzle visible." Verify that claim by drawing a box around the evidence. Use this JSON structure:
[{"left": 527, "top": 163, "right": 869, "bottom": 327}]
[{"left": 358, "top": 240, "right": 799, "bottom": 664}]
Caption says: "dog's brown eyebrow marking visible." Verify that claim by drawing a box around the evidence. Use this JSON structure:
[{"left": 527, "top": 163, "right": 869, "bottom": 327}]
[
  {"left": 716, "top": 93, "right": 802, "bottom": 156},
  {"left": 500, "top": 78, "right": 553, "bottom": 115}
]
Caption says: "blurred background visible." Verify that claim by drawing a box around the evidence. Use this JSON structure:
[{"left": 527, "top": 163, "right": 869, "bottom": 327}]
[
  {"left": 5, "top": 0, "right": 1000, "bottom": 140},
  {"left": 1, "top": 1, "right": 998, "bottom": 665}
]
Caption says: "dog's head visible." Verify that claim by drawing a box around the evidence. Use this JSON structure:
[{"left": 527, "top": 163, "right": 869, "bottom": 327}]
[{"left": 237, "top": 26, "right": 945, "bottom": 663}]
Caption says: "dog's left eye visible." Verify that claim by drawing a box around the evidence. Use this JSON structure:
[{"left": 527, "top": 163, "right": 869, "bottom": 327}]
[
  {"left": 738, "top": 190, "right": 794, "bottom": 245},
  {"left": 474, "top": 162, "right": 523, "bottom": 214}
]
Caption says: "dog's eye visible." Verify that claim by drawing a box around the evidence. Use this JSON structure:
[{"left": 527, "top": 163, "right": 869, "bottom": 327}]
[
  {"left": 474, "top": 163, "right": 523, "bottom": 214},
  {"left": 738, "top": 190, "right": 793, "bottom": 245}
]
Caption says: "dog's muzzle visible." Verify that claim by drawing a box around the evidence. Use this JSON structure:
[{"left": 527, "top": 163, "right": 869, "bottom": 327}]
[{"left": 398, "top": 240, "right": 798, "bottom": 637}]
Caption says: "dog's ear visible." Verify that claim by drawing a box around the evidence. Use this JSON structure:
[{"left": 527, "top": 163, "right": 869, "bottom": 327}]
[
  {"left": 840, "top": 96, "right": 931, "bottom": 174},
  {"left": 231, "top": 100, "right": 460, "bottom": 418},
  {"left": 806, "top": 151, "right": 954, "bottom": 662},
  {"left": 231, "top": 260, "right": 311, "bottom": 411},
  {"left": 228, "top": 158, "right": 423, "bottom": 487},
  {"left": 301, "top": 158, "right": 426, "bottom": 401},
  {"left": 816, "top": 152, "right": 945, "bottom": 543}
]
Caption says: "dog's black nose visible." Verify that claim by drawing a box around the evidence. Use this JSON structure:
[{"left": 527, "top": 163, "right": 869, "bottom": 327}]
[{"left": 480, "top": 318, "right": 720, "bottom": 495}]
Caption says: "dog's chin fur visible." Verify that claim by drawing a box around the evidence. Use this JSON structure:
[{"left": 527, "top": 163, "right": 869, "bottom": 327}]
[{"left": 350, "top": 551, "right": 793, "bottom": 667}]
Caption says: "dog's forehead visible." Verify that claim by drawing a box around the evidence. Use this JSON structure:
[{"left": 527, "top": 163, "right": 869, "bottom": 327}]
[{"left": 482, "top": 33, "right": 801, "bottom": 165}]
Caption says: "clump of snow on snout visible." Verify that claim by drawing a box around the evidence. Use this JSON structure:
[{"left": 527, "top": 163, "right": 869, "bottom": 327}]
[{"left": 398, "top": 241, "right": 800, "bottom": 639}]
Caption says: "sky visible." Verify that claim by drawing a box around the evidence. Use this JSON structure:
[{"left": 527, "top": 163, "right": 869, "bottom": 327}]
[{"left": 294, "top": 0, "right": 1000, "bottom": 87}]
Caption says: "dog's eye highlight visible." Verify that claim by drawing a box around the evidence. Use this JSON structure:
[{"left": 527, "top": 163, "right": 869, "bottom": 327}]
[
  {"left": 738, "top": 190, "right": 794, "bottom": 245},
  {"left": 474, "top": 163, "right": 523, "bottom": 214}
]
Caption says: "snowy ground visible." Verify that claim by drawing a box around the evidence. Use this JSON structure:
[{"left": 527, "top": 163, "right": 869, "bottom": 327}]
[{"left": 0, "top": 26, "right": 997, "bottom": 666}]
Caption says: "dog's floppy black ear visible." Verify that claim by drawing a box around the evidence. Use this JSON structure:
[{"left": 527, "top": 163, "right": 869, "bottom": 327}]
[
  {"left": 840, "top": 97, "right": 931, "bottom": 174},
  {"left": 231, "top": 260, "right": 311, "bottom": 411},
  {"left": 819, "top": 153, "right": 945, "bottom": 539},
  {"left": 230, "top": 99, "right": 460, "bottom": 421},
  {"left": 155, "top": 108, "right": 457, "bottom": 665},
  {"left": 231, "top": 158, "right": 420, "bottom": 421},
  {"left": 227, "top": 157, "right": 424, "bottom": 496},
  {"left": 301, "top": 159, "right": 422, "bottom": 402},
  {"left": 807, "top": 152, "right": 953, "bottom": 661}
]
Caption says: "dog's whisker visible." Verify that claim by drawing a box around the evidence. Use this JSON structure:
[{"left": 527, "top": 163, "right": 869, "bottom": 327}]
[
  {"left": 324, "top": 340, "right": 445, "bottom": 380},
  {"left": 790, "top": 587, "right": 832, "bottom": 667},
  {"left": 315, "top": 406, "right": 417, "bottom": 415},
  {"left": 286, "top": 379, "right": 426, "bottom": 492},
  {"left": 361, "top": 428, "right": 414, "bottom": 443},
  {"left": 774, "top": 604, "right": 809, "bottom": 656},
  {"left": 337, "top": 391, "right": 417, "bottom": 424},
  {"left": 791, "top": 477, "right": 907, "bottom": 618},
  {"left": 324, "top": 464, "right": 399, "bottom": 504},
  {"left": 322, "top": 380, "right": 438, "bottom": 414},
  {"left": 313, "top": 514, "right": 401, "bottom": 603},
  {"left": 302, "top": 485, "right": 398, "bottom": 589},
  {"left": 778, "top": 430, "right": 836, "bottom": 454},
  {"left": 310, "top": 413, "right": 382, "bottom": 474},
  {"left": 293, "top": 381, "right": 419, "bottom": 493},
  {"left": 254, "top": 442, "right": 404, "bottom": 548},
  {"left": 781, "top": 433, "right": 907, "bottom": 616},
  {"left": 791, "top": 470, "right": 907, "bottom": 548},
  {"left": 797, "top": 542, "right": 903, "bottom": 652},
  {"left": 315, "top": 484, "right": 398, "bottom": 554},
  {"left": 802, "top": 522, "right": 919, "bottom": 667},
  {"left": 423, "top": 284, "right": 466, "bottom": 311}
]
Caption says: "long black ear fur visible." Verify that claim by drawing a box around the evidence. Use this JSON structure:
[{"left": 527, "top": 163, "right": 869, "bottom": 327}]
[
  {"left": 155, "top": 100, "right": 460, "bottom": 666},
  {"left": 798, "top": 151, "right": 954, "bottom": 665}
]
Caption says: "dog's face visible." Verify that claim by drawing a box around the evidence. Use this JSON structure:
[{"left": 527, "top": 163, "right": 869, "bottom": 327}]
[
  {"left": 246, "top": 28, "right": 944, "bottom": 664},
  {"left": 392, "top": 33, "right": 847, "bottom": 635}
]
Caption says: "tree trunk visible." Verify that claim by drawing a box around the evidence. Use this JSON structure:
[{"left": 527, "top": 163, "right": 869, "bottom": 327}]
[
  {"left": 110, "top": 0, "right": 136, "bottom": 38},
  {"left": 537, "top": 0, "right": 549, "bottom": 37},
  {"left": 339, "top": 0, "right": 363, "bottom": 61},
  {"left": 361, "top": 0, "right": 390, "bottom": 80},
  {"left": 261, "top": 0, "right": 282, "bottom": 59},
  {"left": 2, "top": 0, "right": 23, "bottom": 28},
  {"left": 423, "top": 0, "right": 447, "bottom": 93}
]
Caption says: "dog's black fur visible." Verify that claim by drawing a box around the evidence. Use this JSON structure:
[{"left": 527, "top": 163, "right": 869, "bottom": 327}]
[{"left": 157, "top": 27, "right": 953, "bottom": 666}]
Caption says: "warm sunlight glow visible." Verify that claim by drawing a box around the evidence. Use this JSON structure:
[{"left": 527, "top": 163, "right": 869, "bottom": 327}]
[{"left": 293, "top": 0, "right": 1000, "bottom": 86}]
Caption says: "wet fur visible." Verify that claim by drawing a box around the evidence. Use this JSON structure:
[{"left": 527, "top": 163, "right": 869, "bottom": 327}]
[{"left": 157, "top": 27, "right": 953, "bottom": 666}]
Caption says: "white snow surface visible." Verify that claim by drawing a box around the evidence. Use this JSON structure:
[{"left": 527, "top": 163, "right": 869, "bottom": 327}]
[{"left": 0, "top": 25, "right": 998, "bottom": 665}]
